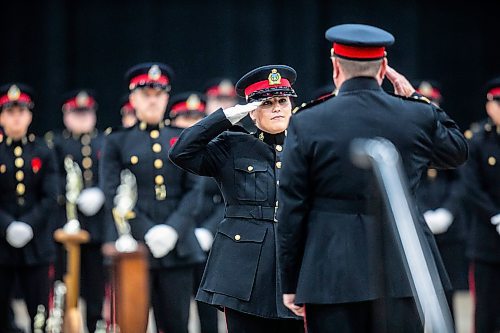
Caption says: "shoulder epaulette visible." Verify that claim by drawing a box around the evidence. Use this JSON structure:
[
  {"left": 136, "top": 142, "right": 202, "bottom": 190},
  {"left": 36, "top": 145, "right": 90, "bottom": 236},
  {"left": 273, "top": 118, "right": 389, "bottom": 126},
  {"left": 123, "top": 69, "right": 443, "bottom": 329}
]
[
  {"left": 292, "top": 93, "right": 336, "bottom": 115},
  {"left": 387, "top": 91, "right": 432, "bottom": 105}
]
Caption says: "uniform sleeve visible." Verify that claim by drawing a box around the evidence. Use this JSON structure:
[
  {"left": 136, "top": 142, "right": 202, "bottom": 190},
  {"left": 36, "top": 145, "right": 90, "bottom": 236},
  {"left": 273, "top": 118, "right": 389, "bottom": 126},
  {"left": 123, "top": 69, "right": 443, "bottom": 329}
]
[
  {"left": 460, "top": 138, "right": 500, "bottom": 218},
  {"left": 277, "top": 116, "right": 311, "bottom": 294},
  {"left": 168, "top": 108, "right": 233, "bottom": 177},
  {"left": 429, "top": 107, "right": 468, "bottom": 169},
  {"left": 99, "top": 134, "right": 155, "bottom": 240},
  {"left": 19, "top": 147, "right": 59, "bottom": 231}
]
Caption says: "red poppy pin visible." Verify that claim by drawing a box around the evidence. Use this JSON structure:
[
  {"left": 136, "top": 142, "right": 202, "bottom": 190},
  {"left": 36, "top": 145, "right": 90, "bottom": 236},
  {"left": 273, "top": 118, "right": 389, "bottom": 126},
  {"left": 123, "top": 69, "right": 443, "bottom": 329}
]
[
  {"left": 169, "top": 137, "right": 178, "bottom": 147},
  {"left": 31, "top": 157, "right": 42, "bottom": 173}
]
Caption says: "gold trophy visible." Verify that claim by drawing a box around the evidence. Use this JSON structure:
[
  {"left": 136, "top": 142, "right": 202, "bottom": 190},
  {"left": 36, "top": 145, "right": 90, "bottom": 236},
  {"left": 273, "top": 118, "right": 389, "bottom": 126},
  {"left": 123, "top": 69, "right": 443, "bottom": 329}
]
[
  {"left": 53, "top": 157, "right": 89, "bottom": 333},
  {"left": 45, "top": 280, "right": 67, "bottom": 333},
  {"left": 103, "top": 169, "right": 149, "bottom": 333}
]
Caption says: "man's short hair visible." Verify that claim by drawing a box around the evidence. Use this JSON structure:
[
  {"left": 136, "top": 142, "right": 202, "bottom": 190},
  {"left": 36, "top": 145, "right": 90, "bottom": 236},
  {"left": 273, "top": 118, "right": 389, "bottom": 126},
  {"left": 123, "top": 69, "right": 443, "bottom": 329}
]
[{"left": 336, "top": 57, "right": 383, "bottom": 80}]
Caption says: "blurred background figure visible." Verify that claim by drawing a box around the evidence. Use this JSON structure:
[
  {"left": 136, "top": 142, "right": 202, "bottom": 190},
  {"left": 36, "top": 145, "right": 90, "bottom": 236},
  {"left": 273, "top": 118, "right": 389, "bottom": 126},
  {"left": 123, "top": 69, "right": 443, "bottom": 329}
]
[
  {"left": 50, "top": 89, "right": 107, "bottom": 332},
  {"left": 168, "top": 91, "right": 220, "bottom": 333},
  {"left": 461, "top": 77, "right": 500, "bottom": 333},
  {"left": 0, "top": 83, "right": 58, "bottom": 333},
  {"left": 413, "top": 79, "right": 470, "bottom": 329},
  {"left": 100, "top": 62, "right": 205, "bottom": 333}
]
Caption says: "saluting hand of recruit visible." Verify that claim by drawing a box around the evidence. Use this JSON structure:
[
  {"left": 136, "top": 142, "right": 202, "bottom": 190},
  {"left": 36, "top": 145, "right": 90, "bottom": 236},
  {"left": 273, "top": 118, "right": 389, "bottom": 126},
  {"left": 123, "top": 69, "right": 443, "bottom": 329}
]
[
  {"left": 385, "top": 66, "right": 416, "bottom": 97},
  {"left": 223, "top": 101, "right": 261, "bottom": 125}
]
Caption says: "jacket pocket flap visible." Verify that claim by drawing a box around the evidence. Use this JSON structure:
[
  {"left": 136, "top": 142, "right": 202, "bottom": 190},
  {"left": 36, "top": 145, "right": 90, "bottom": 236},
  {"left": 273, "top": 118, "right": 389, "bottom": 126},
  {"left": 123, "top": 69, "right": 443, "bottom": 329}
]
[
  {"left": 218, "top": 220, "right": 267, "bottom": 243},
  {"left": 234, "top": 158, "right": 267, "bottom": 173}
]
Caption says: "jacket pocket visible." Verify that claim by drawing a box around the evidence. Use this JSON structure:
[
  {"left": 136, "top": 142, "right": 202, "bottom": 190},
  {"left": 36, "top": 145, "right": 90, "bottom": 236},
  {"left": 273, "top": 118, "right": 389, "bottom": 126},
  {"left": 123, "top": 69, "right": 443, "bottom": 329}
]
[
  {"left": 233, "top": 158, "right": 269, "bottom": 202},
  {"left": 201, "top": 220, "right": 267, "bottom": 301}
]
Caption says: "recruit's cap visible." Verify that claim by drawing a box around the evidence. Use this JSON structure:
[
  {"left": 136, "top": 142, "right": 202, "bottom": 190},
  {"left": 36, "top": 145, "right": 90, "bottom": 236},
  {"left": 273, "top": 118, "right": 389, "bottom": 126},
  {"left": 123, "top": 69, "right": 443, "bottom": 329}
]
[
  {"left": 125, "top": 62, "right": 174, "bottom": 92},
  {"left": 236, "top": 65, "right": 297, "bottom": 102},
  {"left": 0, "top": 83, "right": 35, "bottom": 110},
  {"left": 325, "top": 24, "right": 395, "bottom": 61},
  {"left": 413, "top": 80, "right": 442, "bottom": 102},
  {"left": 485, "top": 77, "right": 500, "bottom": 101},
  {"left": 168, "top": 92, "right": 206, "bottom": 120},
  {"left": 204, "top": 78, "right": 237, "bottom": 98},
  {"left": 120, "top": 94, "right": 135, "bottom": 116},
  {"left": 61, "top": 89, "right": 98, "bottom": 112}
]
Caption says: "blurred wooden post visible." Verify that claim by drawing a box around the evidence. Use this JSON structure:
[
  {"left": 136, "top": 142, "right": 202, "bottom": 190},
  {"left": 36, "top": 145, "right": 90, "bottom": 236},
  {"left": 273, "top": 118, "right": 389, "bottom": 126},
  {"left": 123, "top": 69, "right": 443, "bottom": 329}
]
[
  {"left": 103, "top": 243, "right": 149, "bottom": 333},
  {"left": 54, "top": 228, "right": 90, "bottom": 333}
]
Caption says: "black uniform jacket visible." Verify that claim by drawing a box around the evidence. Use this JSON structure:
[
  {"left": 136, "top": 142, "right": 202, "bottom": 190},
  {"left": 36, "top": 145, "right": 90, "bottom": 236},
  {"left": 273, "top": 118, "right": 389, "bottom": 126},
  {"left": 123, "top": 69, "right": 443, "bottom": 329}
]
[
  {"left": 462, "top": 120, "right": 500, "bottom": 263},
  {"left": 51, "top": 130, "right": 106, "bottom": 243},
  {"left": 277, "top": 77, "right": 468, "bottom": 304},
  {"left": 169, "top": 109, "right": 297, "bottom": 319},
  {"left": 99, "top": 122, "right": 205, "bottom": 269},
  {"left": 0, "top": 135, "right": 59, "bottom": 266}
]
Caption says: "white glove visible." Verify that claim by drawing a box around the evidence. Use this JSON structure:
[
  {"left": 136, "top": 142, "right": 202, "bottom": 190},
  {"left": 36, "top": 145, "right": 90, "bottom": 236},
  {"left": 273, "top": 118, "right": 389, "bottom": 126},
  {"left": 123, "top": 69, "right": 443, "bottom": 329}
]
[
  {"left": 223, "top": 102, "right": 261, "bottom": 125},
  {"left": 491, "top": 213, "right": 500, "bottom": 236},
  {"left": 6, "top": 221, "right": 34, "bottom": 248},
  {"left": 195, "top": 228, "right": 214, "bottom": 252},
  {"left": 423, "top": 208, "right": 454, "bottom": 235},
  {"left": 144, "top": 225, "right": 178, "bottom": 258},
  {"left": 77, "top": 187, "right": 105, "bottom": 216}
]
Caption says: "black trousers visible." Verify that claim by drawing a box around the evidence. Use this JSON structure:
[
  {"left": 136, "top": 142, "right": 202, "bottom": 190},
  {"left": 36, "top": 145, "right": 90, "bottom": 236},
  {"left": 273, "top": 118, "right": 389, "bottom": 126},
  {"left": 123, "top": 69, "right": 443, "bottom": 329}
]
[
  {"left": 224, "top": 308, "right": 304, "bottom": 333},
  {"left": 473, "top": 260, "right": 500, "bottom": 333},
  {"left": 150, "top": 265, "right": 194, "bottom": 333},
  {"left": 0, "top": 264, "right": 50, "bottom": 333},
  {"left": 193, "top": 261, "right": 219, "bottom": 333},
  {"left": 305, "top": 298, "right": 423, "bottom": 333},
  {"left": 81, "top": 243, "right": 106, "bottom": 333}
]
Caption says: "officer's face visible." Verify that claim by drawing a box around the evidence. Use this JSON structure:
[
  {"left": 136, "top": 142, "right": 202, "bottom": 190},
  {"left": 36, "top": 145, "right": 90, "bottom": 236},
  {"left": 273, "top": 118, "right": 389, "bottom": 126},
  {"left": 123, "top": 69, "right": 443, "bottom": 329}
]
[
  {"left": 206, "top": 96, "right": 238, "bottom": 115},
  {"left": 250, "top": 96, "right": 292, "bottom": 134},
  {"left": 486, "top": 100, "right": 500, "bottom": 125},
  {"left": 130, "top": 87, "right": 169, "bottom": 124},
  {"left": 0, "top": 105, "right": 32, "bottom": 138},
  {"left": 63, "top": 109, "right": 97, "bottom": 134}
]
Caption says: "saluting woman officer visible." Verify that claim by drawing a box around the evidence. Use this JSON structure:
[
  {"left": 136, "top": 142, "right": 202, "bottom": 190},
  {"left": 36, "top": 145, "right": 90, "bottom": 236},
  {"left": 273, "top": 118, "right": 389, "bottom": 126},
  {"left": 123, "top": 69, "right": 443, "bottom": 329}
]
[{"left": 169, "top": 65, "right": 304, "bottom": 333}]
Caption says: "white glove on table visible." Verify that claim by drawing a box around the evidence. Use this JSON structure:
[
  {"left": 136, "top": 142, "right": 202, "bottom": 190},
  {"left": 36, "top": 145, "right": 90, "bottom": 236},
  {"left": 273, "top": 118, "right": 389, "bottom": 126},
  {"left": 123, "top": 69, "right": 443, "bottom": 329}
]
[
  {"left": 423, "top": 208, "right": 454, "bottom": 235},
  {"left": 77, "top": 187, "right": 105, "bottom": 216},
  {"left": 490, "top": 213, "right": 500, "bottom": 235},
  {"left": 195, "top": 228, "right": 214, "bottom": 252},
  {"left": 144, "top": 224, "right": 178, "bottom": 258},
  {"left": 223, "top": 102, "right": 261, "bottom": 125},
  {"left": 6, "top": 221, "right": 34, "bottom": 248}
]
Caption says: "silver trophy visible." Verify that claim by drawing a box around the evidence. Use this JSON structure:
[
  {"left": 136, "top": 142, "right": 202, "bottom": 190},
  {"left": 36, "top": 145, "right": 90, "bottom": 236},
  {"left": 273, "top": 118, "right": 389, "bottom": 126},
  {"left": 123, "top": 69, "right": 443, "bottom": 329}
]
[{"left": 113, "top": 169, "right": 138, "bottom": 252}]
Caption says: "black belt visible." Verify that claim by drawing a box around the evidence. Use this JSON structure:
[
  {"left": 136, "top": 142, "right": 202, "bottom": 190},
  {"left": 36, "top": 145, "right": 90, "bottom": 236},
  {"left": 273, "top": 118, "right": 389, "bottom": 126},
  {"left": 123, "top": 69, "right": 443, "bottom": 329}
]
[
  {"left": 225, "top": 205, "right": 277, "bottom": 222},
  {"left": 312, "top": 197, "right": 371, "bottom": 214}
]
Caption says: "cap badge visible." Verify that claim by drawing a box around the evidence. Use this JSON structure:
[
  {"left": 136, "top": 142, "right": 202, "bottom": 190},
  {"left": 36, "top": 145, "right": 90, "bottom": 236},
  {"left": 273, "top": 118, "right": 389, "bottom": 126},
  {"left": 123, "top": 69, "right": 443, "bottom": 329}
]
[
  {"left": 268, "top": 69, "right": 282, "bottom": 85},
  {"left": 419, "top": 81, "right": 433, "bottom": 96},
  {"left": 7, "top": 85, "right": 21, "bottom": 101},
  {"left": 186, "top": 94, "right": 201, "bottom": 110},
  {"left": 76, "top": 91, "right": 90, "bottom": 108},
  {"left": 219, "top": 80, "right": 234, "bottom": 95},
  {"left": 148, "top": 65, "right": 162, "bottom": 80}
]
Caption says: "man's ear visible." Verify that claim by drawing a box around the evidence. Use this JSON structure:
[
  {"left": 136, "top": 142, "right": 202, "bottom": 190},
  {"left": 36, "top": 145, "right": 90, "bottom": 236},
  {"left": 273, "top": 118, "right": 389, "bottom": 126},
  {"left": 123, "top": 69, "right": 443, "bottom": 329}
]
[
  {"left": 379, "top": 58, "right": 388, "bottom": 80},
  {"left": 333, "top": 57, "right": 341, "bottom": 79}
]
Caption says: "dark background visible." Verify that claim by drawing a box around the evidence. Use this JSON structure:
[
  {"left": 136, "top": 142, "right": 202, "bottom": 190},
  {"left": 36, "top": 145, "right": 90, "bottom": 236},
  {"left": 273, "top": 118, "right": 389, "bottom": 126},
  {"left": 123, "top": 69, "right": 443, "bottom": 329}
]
[{"left": 1, "top": 0, "right": 499, "bottom": 134}]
